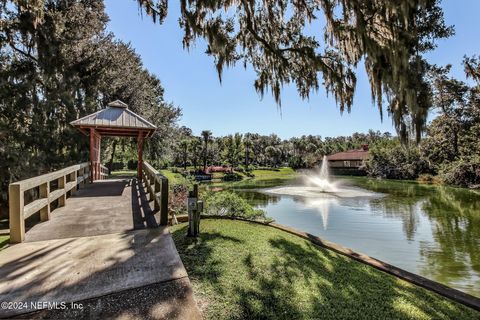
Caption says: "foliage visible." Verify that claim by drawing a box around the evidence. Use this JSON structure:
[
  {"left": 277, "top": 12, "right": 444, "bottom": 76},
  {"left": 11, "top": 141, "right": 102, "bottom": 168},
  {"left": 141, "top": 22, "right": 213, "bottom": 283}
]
[
  {"left": 222, "top": 172, "right": 243, "bottom": 182},
  {"left": 136, "top": 0, "right": 453, "bottom": 142},
  {"left": 0, "top": 0, "right": 180, "bottom": 210},
  {"left": 439, "top": 159, "right": 480, "bottom": 188},
  {"left": 221, "top": 133, "right": 244, "bottom": 168},
  {"left": 419, "top": 60, "right": 480, "bottom": 187},
  {"left": 171, "top": 219, "right": 478, "bottom": 320},
  {"left": 168, "top": 184, "right": 189, "bottom": 216},
  {"left": 365, "top": 139, "right": 433, "bottom": 180},
  {"left": 172, "top": 130, "right": 391, "bottom": 171},
  {"left": 204, "top": 192, "right": 267, "bottom": 221}
]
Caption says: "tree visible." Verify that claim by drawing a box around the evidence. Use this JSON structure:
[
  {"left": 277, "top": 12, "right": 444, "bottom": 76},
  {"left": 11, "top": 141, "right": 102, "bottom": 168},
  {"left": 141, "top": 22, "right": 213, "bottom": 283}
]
[
  {"left": 201, "top": 130, "right": 212, "bottom": 171},
  {"left": 135, "top": 0, "right": 452, "bottom": 141},
  {"left": 188, "top": 137, "right": 202, "bottom": 171},
  {"left": 265, "top": 146, "right": 281, "bottom": 168},
  {"left": 0, "top": 1, "right": 181, "bottom": 211},
  {"left": 243, "top": 134, "right": 253, "bottom": 169},
  {"left": 179, "top": 139, "right": 189, "bottom": 170},
  {"left": 222, "top": 133, "right": 244, "bottom": 168}
]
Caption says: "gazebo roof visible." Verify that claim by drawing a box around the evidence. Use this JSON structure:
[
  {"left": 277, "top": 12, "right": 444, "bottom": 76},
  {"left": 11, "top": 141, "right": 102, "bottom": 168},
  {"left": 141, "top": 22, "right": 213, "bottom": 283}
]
[{"left": 70, "top": 100, "right": 157, "bottom": 137}]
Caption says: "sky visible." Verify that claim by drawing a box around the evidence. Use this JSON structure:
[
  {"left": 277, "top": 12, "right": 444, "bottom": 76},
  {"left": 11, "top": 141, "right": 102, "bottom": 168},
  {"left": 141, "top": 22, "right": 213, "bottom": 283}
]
[{"left": 104, "top": 0, "right": 480, "bottom": 139}]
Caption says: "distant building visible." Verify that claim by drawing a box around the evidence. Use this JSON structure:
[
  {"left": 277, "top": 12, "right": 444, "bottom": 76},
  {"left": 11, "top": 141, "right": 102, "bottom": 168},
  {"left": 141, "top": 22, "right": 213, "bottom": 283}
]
[{"left": 326, "top": 145, "right": 369, "bottom": 175}]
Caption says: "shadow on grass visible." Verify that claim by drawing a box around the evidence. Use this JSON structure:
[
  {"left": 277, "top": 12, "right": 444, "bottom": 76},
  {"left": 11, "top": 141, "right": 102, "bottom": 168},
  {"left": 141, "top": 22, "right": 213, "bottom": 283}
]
[{"left": 171, "top": 221, "right": 478, "bottom": 320}]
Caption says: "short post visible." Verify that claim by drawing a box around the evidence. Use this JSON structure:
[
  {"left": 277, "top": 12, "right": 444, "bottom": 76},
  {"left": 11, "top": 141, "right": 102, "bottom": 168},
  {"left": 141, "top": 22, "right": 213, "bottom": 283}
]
[
  {"left": 154, "top": 177, "right": 160, "bottom": 212},
  {"left": 187, "top": 184, "right": 202, "bottom": 237},
  {"left": 160, "top": 178, "right": 168, "bottom": 226},
  {"left": 9, "top": 184, "right": 24, "bottom": 243},
  {"left": 39, "top": 182, "right": 50, "bottom": 221}
]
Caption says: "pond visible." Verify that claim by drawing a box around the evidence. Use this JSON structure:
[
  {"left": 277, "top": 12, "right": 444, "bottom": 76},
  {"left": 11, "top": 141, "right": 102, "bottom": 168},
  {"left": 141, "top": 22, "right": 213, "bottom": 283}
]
[{"left": 208, "top": 175, "right": 480, "bottom": 298}]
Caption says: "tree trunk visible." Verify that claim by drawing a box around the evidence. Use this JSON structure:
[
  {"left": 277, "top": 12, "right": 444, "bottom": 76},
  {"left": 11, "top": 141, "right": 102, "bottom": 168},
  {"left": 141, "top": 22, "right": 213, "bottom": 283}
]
[{"left": 108, "top": 140, "right": 117, "bottom": 174}]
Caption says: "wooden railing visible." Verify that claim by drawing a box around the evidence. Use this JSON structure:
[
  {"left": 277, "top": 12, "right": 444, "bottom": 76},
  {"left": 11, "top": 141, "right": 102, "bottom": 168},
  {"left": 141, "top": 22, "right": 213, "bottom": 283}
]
[
  {"left": 100, "top": 164, "right": 109, "bottom": 179},
  {"left": 91, "top": 163, "right": 109, "bottom": 181},
  {"left": 142, "top": 162, "right": 169, "bottom": 226},
  {"left": 9, "top": 163, "right": 91, "bottom": 243}
]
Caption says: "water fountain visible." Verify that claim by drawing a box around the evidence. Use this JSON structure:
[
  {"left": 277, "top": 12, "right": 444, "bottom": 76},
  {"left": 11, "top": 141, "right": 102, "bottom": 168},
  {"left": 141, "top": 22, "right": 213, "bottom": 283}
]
[{"left": 304, "top": 156, "right": 337, "bottom": 192}]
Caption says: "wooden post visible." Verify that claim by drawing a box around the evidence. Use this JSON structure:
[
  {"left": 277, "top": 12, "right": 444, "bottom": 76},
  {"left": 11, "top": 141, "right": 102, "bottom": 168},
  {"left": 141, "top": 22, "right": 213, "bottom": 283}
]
[
  {"left": 90, "top": 128, "right": 95, "bottom": 183},
  {"left": 187, "top": 184, "right": 199, "bottom": 236},
  {"left": 70, "top": 171, "right": 77, "bottom": 194},
  {"left": 39, "top": 182, "right": 50, "bottom": 221},
  {"left": 137, "top": 131, "right": 144, "bottom": 179},
  {"left": 58, "top": 175, "right": 66, "bottom": 207},
  {"left": 9, "top": 184, "right": 24, "bottom": 243},
  {"left": 96, "top": 135, "right": 101, "bottom": 180},
  {"left": 160, "top": 178, "right": 168, "bottom": 226},
  {"left": 154, "top": 177, "right": 160, "bottom": 212}
]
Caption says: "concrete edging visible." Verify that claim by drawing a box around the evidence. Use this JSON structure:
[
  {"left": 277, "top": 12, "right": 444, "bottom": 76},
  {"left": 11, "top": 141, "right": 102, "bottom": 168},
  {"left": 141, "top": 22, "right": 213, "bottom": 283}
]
[{"left": 175, "top": 214, "right": 480, "bottom": 311}]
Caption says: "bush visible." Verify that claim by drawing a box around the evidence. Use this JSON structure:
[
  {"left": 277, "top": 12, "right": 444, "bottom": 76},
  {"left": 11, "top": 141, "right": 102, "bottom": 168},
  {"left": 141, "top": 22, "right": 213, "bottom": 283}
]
[
  {"left": 439, "top": 159, "right": 480, "bottom": 188},
  {"left": 223, "top": 172, "right": 243, "bottom": 181},
  {"left": 169, "top": 184, "right": 189, "bottom": 216},
  {"left": 364, "top": 140, "right": 433, "bottom": 180},
  {"left": 204, "top": 191, "right": 270, "bottom": 221},
  {"left": 127, "top": 160, "right": 138, "bottom": 170}
]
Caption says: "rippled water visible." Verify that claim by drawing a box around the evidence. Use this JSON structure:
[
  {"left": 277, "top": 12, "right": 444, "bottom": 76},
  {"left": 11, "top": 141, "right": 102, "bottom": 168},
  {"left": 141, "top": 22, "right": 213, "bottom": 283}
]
[{"left": 221, "top": 175, "right": 480, "bottom": 298}]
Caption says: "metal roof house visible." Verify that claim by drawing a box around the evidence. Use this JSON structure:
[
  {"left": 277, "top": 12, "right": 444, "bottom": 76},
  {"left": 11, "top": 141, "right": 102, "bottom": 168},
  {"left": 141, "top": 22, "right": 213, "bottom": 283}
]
[
  {"left": 70, "top": 100, "right": 157, "bottom": 181},
  {"left": 326, "top": 145, "right": 369, "bottom": 174}
]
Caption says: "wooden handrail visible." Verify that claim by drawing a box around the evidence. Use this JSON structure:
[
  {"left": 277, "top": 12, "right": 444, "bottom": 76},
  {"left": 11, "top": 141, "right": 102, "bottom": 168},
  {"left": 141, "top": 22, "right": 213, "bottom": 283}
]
[
  {"left": 9, "top": 162, "right": 90, "bottom": 243},
  {"left": 142, "top": 162, "right": 169, "bottom": 226},
  {"left": 100, "top": 164, "right": 109, "bottom": 179}
]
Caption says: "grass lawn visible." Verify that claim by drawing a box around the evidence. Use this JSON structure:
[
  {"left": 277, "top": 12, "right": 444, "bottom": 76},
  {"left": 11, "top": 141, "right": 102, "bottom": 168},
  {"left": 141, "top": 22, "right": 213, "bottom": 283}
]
[
  {"left": 160, "top": 169, "right": 188, "bottom": 186},
  {"left": 251, "top": 167, "right": 296, "bottom": 180},
  {"left": 0, "top": 235, "right": 9, "bottom": 251},
  {"left": 108, "top": 170, "right": 136, "bottom": 178},
  {"left": 171, "top": 219, "right": 478, "bottom": 320}
]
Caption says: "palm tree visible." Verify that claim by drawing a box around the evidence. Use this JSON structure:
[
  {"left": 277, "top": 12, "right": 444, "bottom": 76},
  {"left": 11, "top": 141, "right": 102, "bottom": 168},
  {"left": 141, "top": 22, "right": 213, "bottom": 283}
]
[
  {"left": 179, "top": 139, "right": 189, "bottom": 170},
  {"left": 201, "top": 130, "right": 212, "bottom": 171}
]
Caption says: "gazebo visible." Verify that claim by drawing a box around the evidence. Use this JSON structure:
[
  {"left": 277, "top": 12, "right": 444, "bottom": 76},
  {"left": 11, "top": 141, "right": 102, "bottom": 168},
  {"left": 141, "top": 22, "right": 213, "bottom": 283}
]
[{"left": 70, "top": 100, "right": 156, "bottom": 181}]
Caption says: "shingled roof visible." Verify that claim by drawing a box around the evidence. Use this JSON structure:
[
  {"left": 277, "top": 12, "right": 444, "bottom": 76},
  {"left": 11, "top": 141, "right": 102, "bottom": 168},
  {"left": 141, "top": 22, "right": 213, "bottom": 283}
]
[{"left": 70, "top": 100, "right": 156, "bottom": 137}]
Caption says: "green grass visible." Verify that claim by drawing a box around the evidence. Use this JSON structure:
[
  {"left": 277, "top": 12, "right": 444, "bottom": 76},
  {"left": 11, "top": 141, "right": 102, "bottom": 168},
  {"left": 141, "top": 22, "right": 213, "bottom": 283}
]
[
  {"left": 160, "top": 169, "right": 189, "bottom": 186},
  {"left": 171, "top": 219, "right": 478, "bottom": 320},
  {"left": 108, "top": 170, "right": 136, "bottom": 178},
  {"left": 250, "top": 167, "right": 296, "bottom": 180},
  {"left": 0, "top": 235, "right": 9, "bottom": 251}
]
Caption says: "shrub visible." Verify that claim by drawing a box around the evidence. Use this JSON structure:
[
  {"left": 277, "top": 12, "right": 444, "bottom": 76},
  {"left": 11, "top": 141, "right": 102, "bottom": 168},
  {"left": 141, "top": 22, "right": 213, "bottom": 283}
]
[
  {"left": 364, "top": 140, "right": 433, "bottom": 180},
  {"left": 169, "top": 184, "right": 188, "bottom": 216},
  {"left": 204, "top": 191, "right": 270, "bottom": 221},
  {"left": 439, "top": 159, "right": 480, "bottom": 188},
  {"left": 127, "top": 160, "right": 138, "bottom": 170},
  {"left": 223, "top": 172, "right": 243, "bottom": 181}
]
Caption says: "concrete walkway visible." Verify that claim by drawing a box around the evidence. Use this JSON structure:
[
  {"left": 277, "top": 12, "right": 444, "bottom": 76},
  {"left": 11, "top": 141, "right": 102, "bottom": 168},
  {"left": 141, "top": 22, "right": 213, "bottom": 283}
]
[{"left": 0, "top": 179, "right": 201, "bottom": 319}]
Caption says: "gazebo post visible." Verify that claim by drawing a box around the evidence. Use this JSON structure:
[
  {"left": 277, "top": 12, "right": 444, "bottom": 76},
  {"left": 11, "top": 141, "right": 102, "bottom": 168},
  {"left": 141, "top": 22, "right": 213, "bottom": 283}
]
[
  {"left": 89, "top": 128, "right": 95, "bottom": 183},
  {"left": 137, "top": 131, "right": 144, "bottom": 179}
]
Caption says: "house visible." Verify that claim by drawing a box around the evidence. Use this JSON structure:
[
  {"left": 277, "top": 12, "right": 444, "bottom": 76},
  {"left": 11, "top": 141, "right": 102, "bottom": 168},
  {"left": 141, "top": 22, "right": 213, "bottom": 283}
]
[{"left": 326, "top": 145, "right": 369, "bottom": 175}]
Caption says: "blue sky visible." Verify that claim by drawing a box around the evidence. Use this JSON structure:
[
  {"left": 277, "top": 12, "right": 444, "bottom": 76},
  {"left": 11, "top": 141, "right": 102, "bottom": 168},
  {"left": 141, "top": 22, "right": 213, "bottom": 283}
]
[{"left": 105, "top": 0, "right": 480, "bottom": 139}]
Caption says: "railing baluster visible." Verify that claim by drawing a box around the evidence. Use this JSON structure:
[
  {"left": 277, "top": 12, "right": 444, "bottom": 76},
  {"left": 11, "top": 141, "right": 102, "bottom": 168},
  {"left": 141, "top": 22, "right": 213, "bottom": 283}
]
[
  {"left": 58, "top": 175, "right": 66, "bottom": 207},
  {"left": 160, "top": 178, "right": 168, "bottom": 226},
  {"left": 39, "top": 182, "right": 50, "bottom": 221}
]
